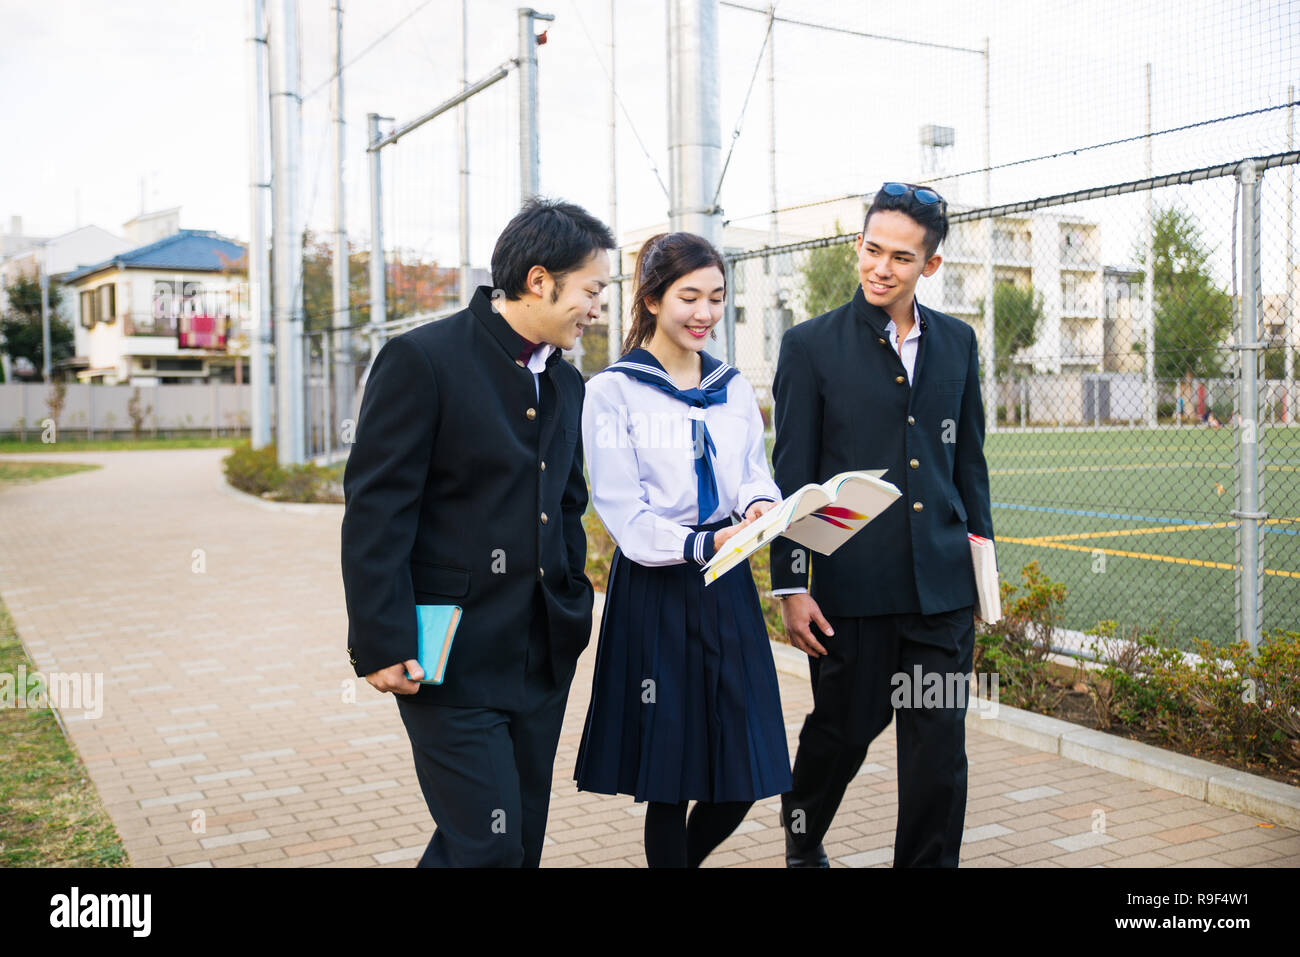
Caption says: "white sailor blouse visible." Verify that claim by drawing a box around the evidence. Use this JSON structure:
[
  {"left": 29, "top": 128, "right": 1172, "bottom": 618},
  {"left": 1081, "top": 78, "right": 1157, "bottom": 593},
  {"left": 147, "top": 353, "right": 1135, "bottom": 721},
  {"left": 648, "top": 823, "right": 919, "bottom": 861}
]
[{"left": 581, "top": 347, "right": 781, "bottom": 568}]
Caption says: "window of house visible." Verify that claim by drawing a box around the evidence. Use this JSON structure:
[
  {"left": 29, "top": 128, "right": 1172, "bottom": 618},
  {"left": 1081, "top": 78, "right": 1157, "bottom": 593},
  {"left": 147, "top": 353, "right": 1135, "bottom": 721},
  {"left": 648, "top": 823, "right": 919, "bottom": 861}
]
[
  {"left": 99, "top": 283, "right": 116, "bottom": 323},
  {"left": 80, "top": 289, "right": 97, "bottom": 328}
]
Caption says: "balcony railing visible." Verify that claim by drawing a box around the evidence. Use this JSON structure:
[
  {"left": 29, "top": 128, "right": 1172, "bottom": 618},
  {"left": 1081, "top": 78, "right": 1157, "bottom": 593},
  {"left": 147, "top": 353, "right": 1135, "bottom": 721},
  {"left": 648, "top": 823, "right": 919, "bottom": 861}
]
[
  {"left": 122, "top": 311, "right": 232, "bottom": 349},
  {"left": 123, "top": 312, "right": 179, "bottom": 337}
]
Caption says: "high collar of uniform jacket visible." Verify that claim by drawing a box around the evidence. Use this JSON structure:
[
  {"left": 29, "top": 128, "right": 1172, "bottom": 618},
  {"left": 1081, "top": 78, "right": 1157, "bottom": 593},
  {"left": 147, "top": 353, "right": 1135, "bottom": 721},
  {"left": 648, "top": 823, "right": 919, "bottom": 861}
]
[
  {"left": 470, "top": 285, "right": 563, "bottom": 368},
  {"left": 851, "top": 284, "right": 930, "bottom": 337}
]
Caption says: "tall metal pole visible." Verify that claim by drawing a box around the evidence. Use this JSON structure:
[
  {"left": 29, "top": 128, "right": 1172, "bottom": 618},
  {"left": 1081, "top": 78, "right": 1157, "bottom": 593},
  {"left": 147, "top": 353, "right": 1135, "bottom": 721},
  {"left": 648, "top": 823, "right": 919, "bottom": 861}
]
[
  {"left": 367, "top": 113, "right": 387, "bottom": 364},
  {"left": 981, "top": 36, "right": 995, "bottom": 433},
  {"left": 607, "top": 0, "right": 621, "bottom": 367},
  {"left": 766, "top": 3, "right": 777, "bottom": 252},
  {"left": 1143, "top": 63, "right": 1157, "bottom": 427},
  {"left": 1235, "top": 159, "right": 1264, "bottom": 650},
  {"left": 331, "top": 0, "right": 348, "bottom": 448},
  {"left": 269, "top": 0, "right": 305, "bottom": 465},
  {"left": 247, "top": 0, "right": 272, "bottom": 449},
  {"left": 668, "top": 0, "right": 723, "bottom": 358},
  {"left": 1285, "top": 85, "right": 1295, "bottom": 425},
  {"left": 759, "top": 2, "right": 777, "bottom": 378},
  {"left": 40, "top": 242, "right": 51, "bottom": 381},
  {"left": 667, "top": 0, "right": 722, "bottom": 248},
  {"left": 518, "top": 8, "right": 555, "bottom": 204},
  {"left": 458, "top": 0, "right": 471, "bottom": 306}
]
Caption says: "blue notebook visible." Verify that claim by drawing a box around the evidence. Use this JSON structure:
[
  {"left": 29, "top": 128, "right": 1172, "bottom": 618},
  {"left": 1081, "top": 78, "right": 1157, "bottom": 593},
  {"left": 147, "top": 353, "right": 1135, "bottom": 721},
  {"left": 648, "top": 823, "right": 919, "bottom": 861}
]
[{"left": 406, "top": 604, "right": 462, "bottom": 685}]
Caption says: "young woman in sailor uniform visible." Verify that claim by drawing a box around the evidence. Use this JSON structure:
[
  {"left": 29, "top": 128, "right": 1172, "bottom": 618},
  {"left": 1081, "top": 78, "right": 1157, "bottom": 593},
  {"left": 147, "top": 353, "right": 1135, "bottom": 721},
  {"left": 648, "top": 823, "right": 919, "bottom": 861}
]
[{"left": 574, "top": 232, "right": 792, "bottom": 868}]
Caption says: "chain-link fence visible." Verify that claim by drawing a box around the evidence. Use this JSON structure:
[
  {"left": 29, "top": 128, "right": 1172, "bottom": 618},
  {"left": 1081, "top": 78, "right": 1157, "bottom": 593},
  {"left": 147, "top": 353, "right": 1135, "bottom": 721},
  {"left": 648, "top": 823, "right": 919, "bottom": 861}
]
[
  {"left": 594, "top": 155, "right": 1293, "bottom": 651},
  {"left": 311, "top": 153, "right": 1298, "bottom": 651}
]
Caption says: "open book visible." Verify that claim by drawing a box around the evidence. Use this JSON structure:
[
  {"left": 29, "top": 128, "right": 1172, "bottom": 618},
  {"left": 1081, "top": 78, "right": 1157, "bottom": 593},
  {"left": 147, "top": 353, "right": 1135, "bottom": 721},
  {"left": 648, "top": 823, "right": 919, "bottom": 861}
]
[{"left": 703, "top": 470, "right": 901, "bottom": 585}]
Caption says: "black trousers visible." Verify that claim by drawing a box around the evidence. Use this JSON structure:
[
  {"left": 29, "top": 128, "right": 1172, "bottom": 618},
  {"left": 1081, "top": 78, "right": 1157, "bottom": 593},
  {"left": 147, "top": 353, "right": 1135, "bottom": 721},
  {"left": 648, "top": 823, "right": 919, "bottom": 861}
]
[
  {"left": 781, "top": 606, "right": 974, "bottom": 868},
  {"left": 395, "top": 587, "right": 570, "bottom": 867}
]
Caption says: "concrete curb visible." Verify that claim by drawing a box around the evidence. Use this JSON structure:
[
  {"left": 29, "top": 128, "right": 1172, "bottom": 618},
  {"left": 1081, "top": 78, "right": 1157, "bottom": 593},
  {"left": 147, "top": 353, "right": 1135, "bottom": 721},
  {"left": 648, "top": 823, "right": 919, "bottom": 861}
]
[
  {"left": 766, "top": 631, "right": 1300, "bottom": 831},
  {"left": 215, "top": 476, "right": 345, "bottom": 515}
]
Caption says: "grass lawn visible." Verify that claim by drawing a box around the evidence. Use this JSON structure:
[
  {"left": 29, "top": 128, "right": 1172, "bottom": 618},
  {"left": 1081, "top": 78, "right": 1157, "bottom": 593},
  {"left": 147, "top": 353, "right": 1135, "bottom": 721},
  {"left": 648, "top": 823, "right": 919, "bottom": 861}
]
[
  {"left": 0, "top": 436, "right": 248, "bottom": 454},
  {"left": 0, "top": 603, "right": 128, "bottom": 866},
  {"left": 0, "top": 461, "right": 100, "bottom": 486},
  {"left": 0, "top": 465, "right": 128, "bottom": 866}
]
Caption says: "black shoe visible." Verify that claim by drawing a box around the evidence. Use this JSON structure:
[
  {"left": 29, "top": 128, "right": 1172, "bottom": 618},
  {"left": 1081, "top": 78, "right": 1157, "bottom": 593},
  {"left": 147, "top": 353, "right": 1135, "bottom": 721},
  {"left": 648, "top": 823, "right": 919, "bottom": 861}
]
[{"left": 785, "top": 830, "right": 829, "bottom": 868}]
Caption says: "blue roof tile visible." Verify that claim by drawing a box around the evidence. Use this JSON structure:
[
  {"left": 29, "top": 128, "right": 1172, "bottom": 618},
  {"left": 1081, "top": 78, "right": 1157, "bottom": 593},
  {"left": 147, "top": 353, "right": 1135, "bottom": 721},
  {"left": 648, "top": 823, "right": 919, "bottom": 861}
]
[{"left": 64, "top": 230, "right": 246, "bottom": 283}]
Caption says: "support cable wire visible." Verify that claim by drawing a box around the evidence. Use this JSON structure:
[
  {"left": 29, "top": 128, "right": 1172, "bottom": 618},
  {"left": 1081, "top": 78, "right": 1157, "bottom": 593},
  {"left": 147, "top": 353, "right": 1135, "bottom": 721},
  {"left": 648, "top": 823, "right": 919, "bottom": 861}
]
[
  {"left": 303, "top": 0, "right": 438, "bottom": 100},
  {"left": 566, "top": 0, "right": 669, "bottom": 199},
  {"left": 719, "top": 0, "right": 983, "bottom": 55},
  {"left": 709, "top": 5, "right": 775, "bottom": 212},
  {"left": 722, "top": 101, "right": 1300, "bottom": 227},
  {"left": 721, "top": 151, "right": 1300, "bottom": 263}
]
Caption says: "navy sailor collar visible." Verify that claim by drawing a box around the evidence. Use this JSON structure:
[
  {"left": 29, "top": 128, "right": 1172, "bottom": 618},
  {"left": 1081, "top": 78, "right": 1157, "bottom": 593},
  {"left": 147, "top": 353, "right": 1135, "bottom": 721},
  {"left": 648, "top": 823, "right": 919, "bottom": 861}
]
[{"left": 609, "top": 346, "right": 735, "bottom": 394}]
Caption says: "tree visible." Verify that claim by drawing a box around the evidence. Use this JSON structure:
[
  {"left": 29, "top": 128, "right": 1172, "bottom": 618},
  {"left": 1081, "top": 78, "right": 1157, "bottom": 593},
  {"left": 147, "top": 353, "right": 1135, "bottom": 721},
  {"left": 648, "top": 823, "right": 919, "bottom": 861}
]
[
  {"left": 299, "top": 228, "right": 373, "bottom": 335},
  {"left": 297, "top": 228, "right": 456, "bottom": 336},
  {"left": 799, "top": 224, "right": 859, "bottom": 319},
  {"left": 1, "top": 271, "right": 74, "bottom": 379},
  {"left": 1134, "top": 206, "right": 1233, "bottom": 381},
  {"left": 977, "top": 281, "right": 1044, "bottom": 377}
]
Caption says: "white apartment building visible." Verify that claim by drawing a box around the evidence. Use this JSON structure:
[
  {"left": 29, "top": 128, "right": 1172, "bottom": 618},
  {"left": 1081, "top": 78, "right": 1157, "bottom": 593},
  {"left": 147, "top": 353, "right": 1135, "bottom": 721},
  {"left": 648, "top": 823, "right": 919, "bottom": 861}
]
[{"left": 609, "top": 195, "right": 1107, "bottom": 399}]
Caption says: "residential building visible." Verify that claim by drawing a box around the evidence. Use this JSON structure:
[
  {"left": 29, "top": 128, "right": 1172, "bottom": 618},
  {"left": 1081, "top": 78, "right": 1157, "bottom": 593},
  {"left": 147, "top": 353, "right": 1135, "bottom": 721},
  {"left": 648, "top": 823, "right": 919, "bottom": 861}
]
[
  {"left": 938, "top": 211, "right": 1105, "bottom": 374},
  {"left": 1, "top": 218, "right": 134, "bottom": 381},
  {"left": 62, "top": 229, "right": 248, "bottom": 385}
]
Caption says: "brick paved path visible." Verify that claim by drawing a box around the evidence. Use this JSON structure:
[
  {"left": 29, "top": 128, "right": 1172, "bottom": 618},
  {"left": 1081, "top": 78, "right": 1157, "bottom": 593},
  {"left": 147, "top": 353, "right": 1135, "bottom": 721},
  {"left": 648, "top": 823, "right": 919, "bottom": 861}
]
[{"left": 1, "top": 449, "right": 1296, "bottom": 867}]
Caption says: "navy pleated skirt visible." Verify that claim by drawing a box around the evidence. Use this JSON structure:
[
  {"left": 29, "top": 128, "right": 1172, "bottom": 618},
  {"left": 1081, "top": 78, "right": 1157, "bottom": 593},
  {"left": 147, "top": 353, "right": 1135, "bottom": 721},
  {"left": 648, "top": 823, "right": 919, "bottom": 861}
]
[{"left": 574, "top": 519, "right": 793, "bottom": 804}]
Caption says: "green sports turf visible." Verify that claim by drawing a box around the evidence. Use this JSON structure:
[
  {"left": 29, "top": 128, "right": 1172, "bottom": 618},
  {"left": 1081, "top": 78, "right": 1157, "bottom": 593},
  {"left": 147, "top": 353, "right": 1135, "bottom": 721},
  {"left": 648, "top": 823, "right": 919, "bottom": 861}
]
[{"left": 984, "top": 425, "right": 1300, "bottom": 648}]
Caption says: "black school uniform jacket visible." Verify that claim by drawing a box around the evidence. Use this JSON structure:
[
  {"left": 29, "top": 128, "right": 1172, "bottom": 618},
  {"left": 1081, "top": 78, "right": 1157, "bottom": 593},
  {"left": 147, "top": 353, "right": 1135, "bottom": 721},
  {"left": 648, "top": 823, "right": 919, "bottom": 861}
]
[
  {"left": 769, "top": 286, "right": 994, "bottom": 618},
  {"left": 341, "top": 286, "right": 594, "bottom": 709}
]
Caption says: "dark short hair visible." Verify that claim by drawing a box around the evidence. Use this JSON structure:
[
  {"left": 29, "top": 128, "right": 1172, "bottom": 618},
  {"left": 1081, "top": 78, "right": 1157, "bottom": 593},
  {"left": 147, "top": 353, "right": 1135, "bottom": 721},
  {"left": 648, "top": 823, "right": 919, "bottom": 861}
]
[
  {"left": 490, "top": 197, "right": 616, "bottom": 300},
  {"left": 863, "top": 185, "right": 949, "bottom": 259}
]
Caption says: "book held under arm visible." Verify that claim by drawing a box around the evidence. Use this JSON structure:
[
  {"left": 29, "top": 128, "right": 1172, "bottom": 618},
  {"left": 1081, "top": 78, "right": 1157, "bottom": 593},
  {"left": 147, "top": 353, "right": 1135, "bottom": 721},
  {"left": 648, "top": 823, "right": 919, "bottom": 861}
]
[
  {"left": 968, "top": 534, "right": 1002, "bottom": 624},
  {"left": 405, "top": 604, "right": 462, "bottom": 685},
  {"left": 703, "top": 470, "right": 901, "bottom": 585}
]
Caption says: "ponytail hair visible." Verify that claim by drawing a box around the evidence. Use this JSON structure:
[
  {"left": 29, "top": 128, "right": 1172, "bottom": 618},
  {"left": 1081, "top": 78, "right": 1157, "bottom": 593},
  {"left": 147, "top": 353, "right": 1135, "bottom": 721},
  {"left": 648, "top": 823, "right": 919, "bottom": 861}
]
[{"left": 622, "top": 232, "right": 727, "bottom": 354}]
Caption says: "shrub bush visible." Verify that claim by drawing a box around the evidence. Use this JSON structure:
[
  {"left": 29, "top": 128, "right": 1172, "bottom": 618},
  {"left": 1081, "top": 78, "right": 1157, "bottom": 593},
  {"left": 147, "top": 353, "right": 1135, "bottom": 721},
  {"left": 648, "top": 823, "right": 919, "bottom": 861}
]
[{"left": 222, "top": 444, "right": 285, "bottom": 496}]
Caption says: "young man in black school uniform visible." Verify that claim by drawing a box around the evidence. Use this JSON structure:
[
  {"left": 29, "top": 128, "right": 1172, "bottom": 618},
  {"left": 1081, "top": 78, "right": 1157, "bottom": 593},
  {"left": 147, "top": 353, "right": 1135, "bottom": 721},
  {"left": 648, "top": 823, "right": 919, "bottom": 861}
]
[
  {"left": 770, "top": 183, "right": 994, "bottom": 867},
  {"left": 341, "top": 198, "right": 614, "bottom": 867}
]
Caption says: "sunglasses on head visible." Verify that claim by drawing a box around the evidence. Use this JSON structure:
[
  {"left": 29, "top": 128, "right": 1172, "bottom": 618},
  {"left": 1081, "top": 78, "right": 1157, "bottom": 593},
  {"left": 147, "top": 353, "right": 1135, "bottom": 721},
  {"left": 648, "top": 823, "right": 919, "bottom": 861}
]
[{"left": 880, "top": 182, "right": 944, "bottom": 207}]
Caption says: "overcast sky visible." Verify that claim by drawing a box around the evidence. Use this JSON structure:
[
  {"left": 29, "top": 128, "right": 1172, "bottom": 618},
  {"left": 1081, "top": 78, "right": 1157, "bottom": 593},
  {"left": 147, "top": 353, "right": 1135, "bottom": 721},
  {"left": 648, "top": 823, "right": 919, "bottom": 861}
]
[{"left": 3, "top": 0, "right": 1297, "bottom": 287}]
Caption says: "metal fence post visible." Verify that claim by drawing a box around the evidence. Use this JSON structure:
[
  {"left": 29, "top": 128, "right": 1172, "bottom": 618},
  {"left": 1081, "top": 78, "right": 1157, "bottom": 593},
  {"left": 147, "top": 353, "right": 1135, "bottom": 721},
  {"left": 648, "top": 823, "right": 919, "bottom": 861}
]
[
  {"left": 723, "top": 256, "right": 737, "bottom": 366},
  {"left": 367, "top": 113, "right": 387, "bottom": 367},
  {"left": 1234, "top": 159, "right": 1265, "bottom": 650},
  {"left": 983, "top": 215, "right": 996, "bottom": 433}
]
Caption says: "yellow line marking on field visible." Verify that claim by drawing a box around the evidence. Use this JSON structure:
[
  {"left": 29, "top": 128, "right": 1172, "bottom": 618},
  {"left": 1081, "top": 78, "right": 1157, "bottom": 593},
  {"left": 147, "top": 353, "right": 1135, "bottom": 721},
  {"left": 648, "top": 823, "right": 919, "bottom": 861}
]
[
  {"left": 1022, "top": 521, "right": 1235, "bottom": 543},
  {"left": 998, "top": 536, "right": 1300, "bottom": 579}
]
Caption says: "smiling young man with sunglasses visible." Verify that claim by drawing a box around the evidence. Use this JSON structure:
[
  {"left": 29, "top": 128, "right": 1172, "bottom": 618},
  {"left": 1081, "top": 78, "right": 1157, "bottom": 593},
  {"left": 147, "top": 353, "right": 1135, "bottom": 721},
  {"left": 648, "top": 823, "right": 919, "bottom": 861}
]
[{"left": 770, "top": 182, "right": 994, "bottom": 867}]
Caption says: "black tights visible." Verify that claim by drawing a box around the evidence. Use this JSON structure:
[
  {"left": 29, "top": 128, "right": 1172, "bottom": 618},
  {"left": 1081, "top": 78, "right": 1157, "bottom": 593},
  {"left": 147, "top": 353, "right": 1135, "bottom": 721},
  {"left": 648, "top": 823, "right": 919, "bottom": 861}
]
[{"left": 643, "top": 800, "right": 754, "bottom": 868}]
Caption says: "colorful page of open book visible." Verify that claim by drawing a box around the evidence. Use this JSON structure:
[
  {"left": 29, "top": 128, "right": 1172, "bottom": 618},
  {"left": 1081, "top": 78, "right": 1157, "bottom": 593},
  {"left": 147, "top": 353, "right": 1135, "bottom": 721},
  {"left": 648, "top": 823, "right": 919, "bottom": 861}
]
[{"left": 702, "top": 470, "right": 901, "bottom": 585}]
